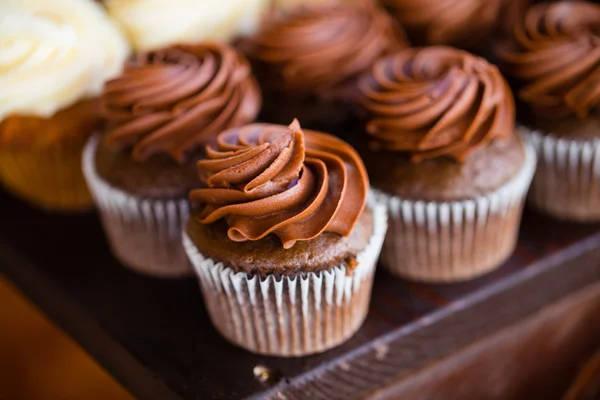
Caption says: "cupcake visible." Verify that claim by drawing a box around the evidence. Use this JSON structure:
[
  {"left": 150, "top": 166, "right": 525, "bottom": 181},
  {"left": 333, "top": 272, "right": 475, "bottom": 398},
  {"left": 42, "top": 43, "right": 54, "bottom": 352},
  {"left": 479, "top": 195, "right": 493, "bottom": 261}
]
[
  {"left": 379, "top": 0, "right": 504, "bottom": 51},
  {"left": 183, "top": 120, "right": 387, "bottom": 356},
  {"left": 356, "top": 47, "right": 536, "bottom": 283},
  {"left": 83, "top": 42, "right": 261, "bottom": 278},
  {"left": 0, "top": 0, "right": 129, "bottom": 212},
  {"left": 238, "top": 0, "right": 407, "bottom": 132},
  {"left": 497, "top": 1, "right": 600, "bottom": 222},
  {"left": 105, "top": 0, "right": 271, "bottom": 52}
]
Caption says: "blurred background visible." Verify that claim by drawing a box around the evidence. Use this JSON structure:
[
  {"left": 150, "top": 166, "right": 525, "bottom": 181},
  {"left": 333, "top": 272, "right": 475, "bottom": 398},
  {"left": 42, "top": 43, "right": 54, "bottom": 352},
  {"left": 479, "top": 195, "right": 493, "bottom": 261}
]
[{"left": 0, "top": 276, "right": 133, "bottom": 400}]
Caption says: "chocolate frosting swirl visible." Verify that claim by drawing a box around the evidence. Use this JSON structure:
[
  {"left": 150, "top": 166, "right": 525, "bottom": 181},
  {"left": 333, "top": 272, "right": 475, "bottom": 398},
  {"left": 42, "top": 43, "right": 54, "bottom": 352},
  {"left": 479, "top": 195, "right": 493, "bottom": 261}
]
[
  {"left": 498, "top": 1, "right": 600, "bottom": 118},
  {"left": 190, "top": 120, "right": 369, "bottom": 249},
  {"left": 238, "top": 1, "right": 407, "bottom": 95},
  {"left": 102, "top": 42, "right": 261, "bottom": 162},
  {"left": 381, "top": 0, "right": 503, "bottom": 47},
  {"left": 358, "top": 47, "right": 515, "bottom": 162}
]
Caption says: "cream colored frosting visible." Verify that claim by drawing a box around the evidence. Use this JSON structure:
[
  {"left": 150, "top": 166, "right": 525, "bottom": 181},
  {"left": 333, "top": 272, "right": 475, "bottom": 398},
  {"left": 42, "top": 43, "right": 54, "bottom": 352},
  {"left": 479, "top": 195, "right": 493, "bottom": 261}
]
[
  {"left": 0, "top": 0, "right": 130, "bottom": 119},
  {"left": 105, "top": 0, "right": 270, "bottom": 52},
  {"left": 272, "top": 0, "right": 354, "bottom": 12}
]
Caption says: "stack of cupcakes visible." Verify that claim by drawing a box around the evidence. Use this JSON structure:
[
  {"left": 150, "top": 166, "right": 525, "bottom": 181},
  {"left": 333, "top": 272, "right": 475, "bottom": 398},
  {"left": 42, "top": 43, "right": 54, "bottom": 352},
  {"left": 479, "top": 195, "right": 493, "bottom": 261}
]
[
  {"left": 3, "top": 0, "right": 576, "bottom": 358},
  {"left": 0, "top": 0, "right": 129, "bottom": 212},
  {"left": 497, "top": 0, "right": 600, "bottom": 222}
]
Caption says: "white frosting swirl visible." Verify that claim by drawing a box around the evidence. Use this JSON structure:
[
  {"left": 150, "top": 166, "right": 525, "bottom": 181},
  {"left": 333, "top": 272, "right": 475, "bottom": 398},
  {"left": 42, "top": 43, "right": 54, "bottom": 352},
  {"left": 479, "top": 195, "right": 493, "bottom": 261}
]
[
  {"left": 105, "top": 0, "right": 270, "bottom": 52},
  {"left": 272, "top": 0, "right": 355, "bottom": 12},
  {"left": 0, "top": 0, "right": 130, "bottom": 119}
]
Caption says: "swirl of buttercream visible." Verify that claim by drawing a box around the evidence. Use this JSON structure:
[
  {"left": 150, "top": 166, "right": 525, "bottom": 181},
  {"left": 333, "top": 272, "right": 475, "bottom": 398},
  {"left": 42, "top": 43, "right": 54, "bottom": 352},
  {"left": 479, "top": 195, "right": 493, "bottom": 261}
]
[
  {"left": 238, "top": 1, "right": 407, "bottom": 94},
  {"left": 102, "top": 43, "right": 261, "bottom": 162},
  {"left": 189, "top": 120, "right": 369, "bottom": 249},
  {"left": 105, "top": 0, "right": 270, "bottom": 52},
  {"left": 0, "top": 0, "right": 129, "bottom": 120},
  {"left": 380, "top": 0, "right": 503, "bottom": 47},
  {"left": 358, "top": 46, "right": 515, "bottom": 162},
  {"left": 497, "top": 1, "right": 600, "bottom": 118}
]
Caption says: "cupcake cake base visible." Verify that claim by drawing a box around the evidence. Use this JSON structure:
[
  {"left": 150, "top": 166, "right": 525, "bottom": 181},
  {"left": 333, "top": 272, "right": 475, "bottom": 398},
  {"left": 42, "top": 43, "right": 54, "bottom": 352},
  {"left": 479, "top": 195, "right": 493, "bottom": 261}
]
[
  {"left": 183, "top": 198, "right": 387, "bottom": 357},
  {"left": 0, "top": 100, "right": 102, "bottom": 212},
  {"left": 0, "top": 138, "right": 92, "bottom": 212},
  {"left": 82, "top": 135, "right": 194, "bottom": 278},
  {"left": 373, "top": 137, "right": 537, "bottom": 283}
]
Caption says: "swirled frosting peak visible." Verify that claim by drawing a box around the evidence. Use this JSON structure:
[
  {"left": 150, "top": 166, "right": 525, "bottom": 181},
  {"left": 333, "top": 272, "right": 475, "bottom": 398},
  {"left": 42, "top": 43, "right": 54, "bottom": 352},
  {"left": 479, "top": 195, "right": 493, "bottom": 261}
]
[
  {"left": 102, "top": 43, "right": 261, "bottom": 163},
  {"left": 239, "top": 1, "right": 407, "bottom": 94},
  {"left": 497, "top": 1, "right": 600, "bottom": 118},
  {"left": 381, "top": 0, "right": 503, "bottom": 47},
  {"left": 358, "top": 47, "right": 515, "bottom": 163},
  {"left": 190, "top": 120, "right": 369, "bottom": 249}
]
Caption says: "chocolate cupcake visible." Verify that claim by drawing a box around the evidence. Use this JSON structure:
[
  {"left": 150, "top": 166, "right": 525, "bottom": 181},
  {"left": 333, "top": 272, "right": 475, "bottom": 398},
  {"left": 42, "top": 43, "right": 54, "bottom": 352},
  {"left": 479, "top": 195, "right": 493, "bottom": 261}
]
[
  {"left": 497, "top": 1, "right": 600, "bottom": 222},
  {"left": 0, "top": 0, "right": 129, "bottom": 212},
  {"left": 357, "top": 47, "right": 536, "bottom": 283},
  {"left": 238, "top": 1, "right": 407, "bottom": 132},
  {"left": 379, "top": 0, "right": 504, "bottom": 51},
  {"left": 182, "top": 120, "right": 387, "bottom": 356},
  {"left": 83, "top": 43, "right": 261, "bottom": 277}
]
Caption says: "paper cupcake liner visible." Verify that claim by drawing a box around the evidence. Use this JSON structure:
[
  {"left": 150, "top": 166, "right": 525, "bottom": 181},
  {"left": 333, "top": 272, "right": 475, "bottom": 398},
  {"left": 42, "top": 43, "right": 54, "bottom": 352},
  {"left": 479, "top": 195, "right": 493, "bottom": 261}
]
[
  {"left": 0, "top": 138, "right": 93, "bottom": 212},
  {"left": 82, "top": 135, "right": 193, "bottom": 278},
  {"left": 182, "top": 197, "right": 387, "bottom": 357},
  {"left": 524, "top": 128, "right": 600, "bottom": 222},
  {"left": 373, "top": 140, "right": 537, "bottom": 283}
]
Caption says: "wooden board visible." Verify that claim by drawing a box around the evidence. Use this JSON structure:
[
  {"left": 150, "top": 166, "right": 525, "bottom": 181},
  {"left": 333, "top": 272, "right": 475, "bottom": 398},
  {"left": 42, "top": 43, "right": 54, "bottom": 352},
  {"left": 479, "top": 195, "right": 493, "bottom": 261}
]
[{"left": 1, "top": 190, "right": 600, "bottom": 399}]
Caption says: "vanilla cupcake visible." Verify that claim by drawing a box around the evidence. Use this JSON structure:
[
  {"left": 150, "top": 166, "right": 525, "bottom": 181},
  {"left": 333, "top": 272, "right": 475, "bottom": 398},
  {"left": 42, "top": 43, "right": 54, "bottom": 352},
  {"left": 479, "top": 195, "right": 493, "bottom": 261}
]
[
  {"left": 0, "top": 0, "right": 129, "bottom": 212},
  {"left": 239, "top": 1, "right": 407, "bottom": 132},
  {"left": 83, "top": 42, "right": 261, "bottom": 277},
  {"left": 497, "top": 1, "right": 600, "bottom": 222},
  {"left": 357, "top": 47, "right": 536, "bottom": 283},
  {"left": 105, "top": 0, "right": 271, "bottom": 52},
  {"left": 183, "top": 120, "right": 387, "bottom": 356}
]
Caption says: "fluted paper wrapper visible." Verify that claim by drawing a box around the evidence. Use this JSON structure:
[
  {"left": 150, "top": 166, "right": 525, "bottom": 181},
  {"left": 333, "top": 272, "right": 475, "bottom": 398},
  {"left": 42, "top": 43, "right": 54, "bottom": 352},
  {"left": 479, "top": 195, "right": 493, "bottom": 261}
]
[
  {"left": 525, "top": 128, "right": 600, "bottom": 222},
  {"left": 82, "top": 135, "right": 193, "bottom": 278},
  {"left": 374, "top": 140, "right": 536, "bottom": 283},
  {"left": 183, "top": 198, "right": 387, "bottom": 357},
  {"left": 0, "top": 138, "right": 93, "bottom": 212}
]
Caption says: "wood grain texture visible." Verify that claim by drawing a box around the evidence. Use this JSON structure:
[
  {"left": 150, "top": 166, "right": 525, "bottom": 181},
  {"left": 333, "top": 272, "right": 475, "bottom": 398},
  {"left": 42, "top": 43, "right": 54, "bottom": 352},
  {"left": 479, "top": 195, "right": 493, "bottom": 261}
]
[
  {"left": 565, "top": 347, "right": 600, "bottom": 400},
  {"left": 1, "top": 189, "right": 600, "bottom": 399},
  {"left": 367, "top": 281, "right": 600, "bottom": 400},
  {"left": 0, "top": 276, "right": 133, "bottom": 400}
]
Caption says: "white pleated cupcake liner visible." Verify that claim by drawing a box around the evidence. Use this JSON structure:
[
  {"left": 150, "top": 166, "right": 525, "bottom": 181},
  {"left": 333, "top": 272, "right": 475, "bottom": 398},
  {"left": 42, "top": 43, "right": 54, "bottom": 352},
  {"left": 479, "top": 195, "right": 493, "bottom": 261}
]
[
  {"left": 182, "top": 196, "right": 388, "bottom": 357},
  {"left": 82, "top": 135, "right": 193, "bottom": 278},
  {"left": 373, "top": 139, "right": 537, "bottom": 283},
  {"left": 524, "top": 127, "right": 600, "bottom": 222}
]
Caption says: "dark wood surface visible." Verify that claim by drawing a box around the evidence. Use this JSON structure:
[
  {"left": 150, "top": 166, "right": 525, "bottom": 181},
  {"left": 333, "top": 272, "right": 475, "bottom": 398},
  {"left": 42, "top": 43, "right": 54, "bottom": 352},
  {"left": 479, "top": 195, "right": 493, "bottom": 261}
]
[
  {"left": 565, "top": 345, "right": 600, "bottom": 400},
  {"left": 2, "top": 190, "right": 600, "bottom": 400},
  {"left": 369, "top": 280, "right": 600, "bottom": 400}
]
